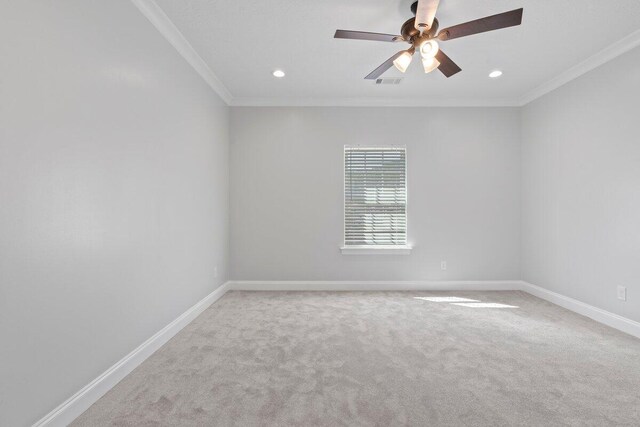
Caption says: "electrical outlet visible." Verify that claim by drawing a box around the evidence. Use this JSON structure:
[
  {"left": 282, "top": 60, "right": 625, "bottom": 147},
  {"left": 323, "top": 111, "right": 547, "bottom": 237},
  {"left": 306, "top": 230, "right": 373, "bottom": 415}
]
[
  {"left": 441, "top": 261, "right": 447, "bottom": 271},
  {"left": 617, "top": 285, "right": 627, "bottom": 301},
  {"left": 214, "top": 266, "right": 218, "bottom": 278}
]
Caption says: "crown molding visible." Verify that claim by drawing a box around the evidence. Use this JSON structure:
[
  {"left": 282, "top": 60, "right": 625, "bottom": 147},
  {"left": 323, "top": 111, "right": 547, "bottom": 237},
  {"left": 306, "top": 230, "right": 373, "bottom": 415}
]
[
  {"left": 130, "top": 0, "right": 233, "bottom": 105},
  {"left": 518, "top": 29, "right": 640, "bottom": 106},
  {"left": 230, "top": 97, "right": 520, "bottom": 107}
]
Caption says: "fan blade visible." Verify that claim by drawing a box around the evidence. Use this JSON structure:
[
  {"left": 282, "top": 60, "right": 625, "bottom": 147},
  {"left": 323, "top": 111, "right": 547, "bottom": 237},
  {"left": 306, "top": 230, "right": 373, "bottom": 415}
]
[
  {"left": 438, "top": 8, "right": 523, "bottom": 41},
  {"left": 414, "top": 0, "right": 440, "bottom": 33},
  {"left": 334, "top": 30, "right": 403, "bottom": 42},
  {"left": 365, "top": 51, "right": 405, "bottom": 80},
  {"left": 435, "top": 50, "right": 461, "bottom": 78}
]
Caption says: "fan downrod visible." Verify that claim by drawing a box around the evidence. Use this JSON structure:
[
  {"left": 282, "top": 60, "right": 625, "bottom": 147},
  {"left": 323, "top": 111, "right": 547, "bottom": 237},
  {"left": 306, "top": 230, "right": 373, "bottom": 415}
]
[
  {"left": 403, "top": 2, "right": 439, "bottom": 40},
  {"left": 410, "top": 1, "right": 419, "bottom": 16}
]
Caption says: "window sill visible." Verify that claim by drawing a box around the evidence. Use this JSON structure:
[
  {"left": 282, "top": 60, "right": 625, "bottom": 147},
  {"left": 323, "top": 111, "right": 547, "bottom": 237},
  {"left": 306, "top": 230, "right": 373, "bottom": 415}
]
[{"left": 340, "top": 245, "right": 412, "bottom": 255}]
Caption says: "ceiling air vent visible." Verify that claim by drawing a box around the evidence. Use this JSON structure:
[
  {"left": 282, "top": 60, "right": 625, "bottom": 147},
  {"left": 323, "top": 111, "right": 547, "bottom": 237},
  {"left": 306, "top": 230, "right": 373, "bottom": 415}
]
[{"left": 375, "top": 78, "right": 403, "bottom": 85}]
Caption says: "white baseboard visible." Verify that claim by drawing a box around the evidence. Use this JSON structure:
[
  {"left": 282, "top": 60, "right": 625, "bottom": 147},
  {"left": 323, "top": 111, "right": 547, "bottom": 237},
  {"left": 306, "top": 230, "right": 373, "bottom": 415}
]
[
  {"left": 229, "top": 280, "right": 522, "bottom": 292},
  {"left": 33, "top": 282, "right": 231, "bottom": 427},
  {"left": 519, "top": 281, "right": 640, "bottom": 339}
]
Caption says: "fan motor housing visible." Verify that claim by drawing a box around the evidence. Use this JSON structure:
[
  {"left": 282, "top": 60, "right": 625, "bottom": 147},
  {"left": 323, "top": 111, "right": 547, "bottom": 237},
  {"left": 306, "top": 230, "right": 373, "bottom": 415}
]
[{"left": 400, "top": 17, "right": 439, "bottom": 43}]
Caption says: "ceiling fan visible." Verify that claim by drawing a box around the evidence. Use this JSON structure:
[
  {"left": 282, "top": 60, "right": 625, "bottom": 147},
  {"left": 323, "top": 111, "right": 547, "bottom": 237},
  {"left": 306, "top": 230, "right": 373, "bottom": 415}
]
[{"left": 334, "top": 0, "right": 523, "bottom": 79}]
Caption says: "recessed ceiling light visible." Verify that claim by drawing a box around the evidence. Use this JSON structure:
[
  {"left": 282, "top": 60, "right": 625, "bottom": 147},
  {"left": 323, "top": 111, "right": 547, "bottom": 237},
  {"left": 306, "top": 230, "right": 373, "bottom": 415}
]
[
  {"left": 272, "top": 70, "right": 285, "bottom": 78},
  {"left": 489, "top": 70, "right": 503, "bottom": 78}
]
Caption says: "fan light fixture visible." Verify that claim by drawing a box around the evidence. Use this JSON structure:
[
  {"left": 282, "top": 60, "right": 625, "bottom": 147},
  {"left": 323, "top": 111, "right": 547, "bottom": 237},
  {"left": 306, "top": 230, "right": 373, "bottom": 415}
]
[
  {"left": 422, "top": 56, "right": 440, "bottom": 73},
  {"left": 393, "top": 49, "right": 414, "bottom": 73},
  {"left": 334, "top": 1, "right": 524, "bottom": 80},
  {"left": 419, "top": 39, "right": 439, "bottom": 58}
]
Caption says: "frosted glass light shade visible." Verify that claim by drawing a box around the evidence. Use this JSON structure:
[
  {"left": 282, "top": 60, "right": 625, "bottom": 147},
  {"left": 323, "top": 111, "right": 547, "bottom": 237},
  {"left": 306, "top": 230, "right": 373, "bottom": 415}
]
[
  {"left": 422, "top": 56, "right": 440, "bottom": 73},
  {"left": 419, "top": 40, "right": 439, "bottom": 58},
  {"left": 393, "top": 51, "right": 413, "bottom": 73}
]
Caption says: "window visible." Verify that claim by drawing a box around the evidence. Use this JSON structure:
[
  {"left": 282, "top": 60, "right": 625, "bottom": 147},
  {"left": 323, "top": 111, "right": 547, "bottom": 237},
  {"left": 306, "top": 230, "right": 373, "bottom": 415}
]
[{"left": 342, "top": 146, "right": 410, "bottom": 254}]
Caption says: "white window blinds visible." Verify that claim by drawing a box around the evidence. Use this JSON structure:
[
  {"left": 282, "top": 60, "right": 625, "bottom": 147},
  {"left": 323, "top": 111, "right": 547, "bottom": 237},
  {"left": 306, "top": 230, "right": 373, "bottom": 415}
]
[{"left": 344, "top": 146, "right": 407, "bottom": 246}]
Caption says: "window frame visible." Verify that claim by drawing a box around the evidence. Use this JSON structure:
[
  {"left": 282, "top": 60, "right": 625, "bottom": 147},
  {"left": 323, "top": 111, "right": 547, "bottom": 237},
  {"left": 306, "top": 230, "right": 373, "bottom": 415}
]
[{"left": 341, "top": 145, "right": 412, "bottom": 255}]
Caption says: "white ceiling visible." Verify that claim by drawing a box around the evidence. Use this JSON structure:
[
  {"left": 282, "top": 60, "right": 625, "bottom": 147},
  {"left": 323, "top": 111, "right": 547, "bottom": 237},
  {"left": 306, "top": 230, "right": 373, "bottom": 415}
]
[{"left": 153, "top": 0, "right": 640, "bottom": 105}]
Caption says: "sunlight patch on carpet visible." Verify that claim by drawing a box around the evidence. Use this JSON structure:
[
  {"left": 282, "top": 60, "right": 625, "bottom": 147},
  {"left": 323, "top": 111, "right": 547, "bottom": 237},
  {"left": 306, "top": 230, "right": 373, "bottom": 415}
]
[
  {"left": 452, "top": 303, "right": 519, "bottom": 308},
  {"left": 414, "top": 297, "right": 480, "bottom": 303}
]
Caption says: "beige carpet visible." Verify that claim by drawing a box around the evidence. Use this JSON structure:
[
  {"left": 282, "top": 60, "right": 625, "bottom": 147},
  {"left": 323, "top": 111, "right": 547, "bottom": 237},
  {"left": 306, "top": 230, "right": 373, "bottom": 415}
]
[{"left": 73, "top": 291, "right": 640, "bottom": 426}]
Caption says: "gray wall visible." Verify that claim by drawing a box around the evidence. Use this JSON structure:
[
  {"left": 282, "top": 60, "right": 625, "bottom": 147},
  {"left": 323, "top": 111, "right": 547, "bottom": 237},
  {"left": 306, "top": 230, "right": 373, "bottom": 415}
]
[
  {"left": 230, "top": 107, "right": 521, "bottom": 281},
  {"left": 521, "top": 46, "right": 640, "bottom": 323},
  {"left": 0, "top": 2, "right": 229, "bottom": 425}
]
